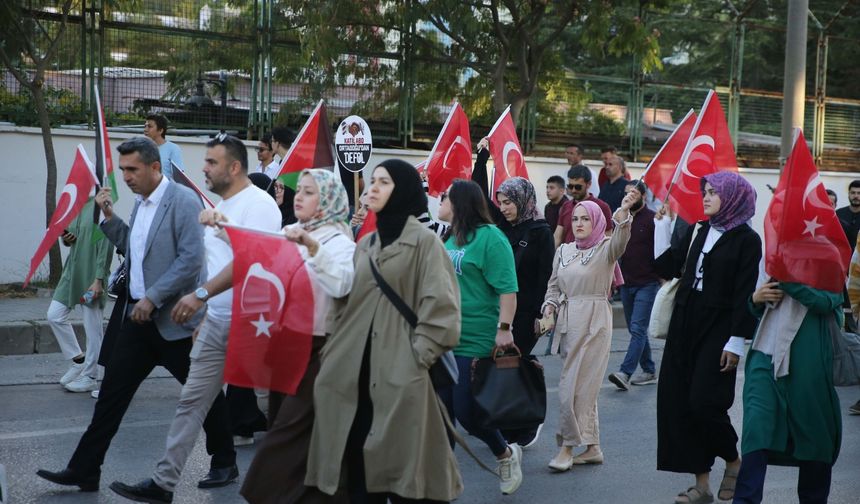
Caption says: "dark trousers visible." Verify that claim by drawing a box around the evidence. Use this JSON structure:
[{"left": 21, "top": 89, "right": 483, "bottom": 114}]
[
  {"left": 226, "top": 385, "right": 267, "bottom": 437},
  {"left": 511, "top": 311, "right": 539, "bottom": 356},
  {"left": 733, "top": 450, "right": 832, "bottom": 504},
  {"left": 67, "top": 317, "right": 235, "bottom": 477},
  {"left": 437, "top": 356, "right": 508, "bottom": 457}
]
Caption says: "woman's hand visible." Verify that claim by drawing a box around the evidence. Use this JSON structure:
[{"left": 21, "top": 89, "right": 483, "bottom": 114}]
[
  {"left": 720, "top": 351, "right": 739, "bottom": 373},
  {"left": 543, "top": 304, "right": 555, "bottom": 318},
  {"left": 477, "top": 137, "right": 490, "bottom": 152},
  {"left": 284, "top": 226, "right": 320, "bottom": 257},
  {"left": 752, "top": 282, "right": 783, "bottom": 305}
]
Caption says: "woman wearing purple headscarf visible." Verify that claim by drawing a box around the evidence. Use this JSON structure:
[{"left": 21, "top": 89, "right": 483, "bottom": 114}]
[
  {"left": 654, "top": 171, "right": 761, "bottom": 504},
  {"left": 541, "top": 192, "right": 637, "bottom": 472}
]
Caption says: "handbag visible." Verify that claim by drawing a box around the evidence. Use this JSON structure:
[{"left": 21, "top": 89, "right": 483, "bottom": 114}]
[
  {"left": 471, "top": 345, "right": 547, "bottom": 430},
  {"left": 648, "top": 223, "right": 702, "bottom": 339},
  {"left": 366, "top": 245, "right": 458, "bottom": 388},
  {"left": 107, "top": 257, "right": 127, "bottom": 296},
  {"left": 830, "top": 315, "right": 860, "bottom": 387}
]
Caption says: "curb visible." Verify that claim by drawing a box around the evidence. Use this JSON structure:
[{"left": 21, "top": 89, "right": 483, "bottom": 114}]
[{"left": 0, "top": 304, "right": 629, "bottom": 356}]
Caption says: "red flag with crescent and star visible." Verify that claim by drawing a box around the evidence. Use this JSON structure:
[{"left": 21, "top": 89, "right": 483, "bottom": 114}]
[
  {"left": 487, "top": 106, "right": 529, "bottom": 197},
  {"left": 667, "top": 90, "right": 737, "bottom": 223},
  {"left": 424, "top": 102, "right": 472, "bottom": 197},
  {"left": 642, "top": 109, "right": 696, "bottom": 201},
  {"left": 764, "top": 129, "right": 851, "bottom": 293},
  {"left": 223, "top": 224, "right": 315, "bottom": 395},
  {"left": 275, "top": 100, "right": 335, "bottom": 191},
  {"left": 24, "top": 145, "right": 98, "bottom": 287}
]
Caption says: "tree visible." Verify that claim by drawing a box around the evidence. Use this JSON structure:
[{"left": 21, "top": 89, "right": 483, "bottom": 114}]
[
  {"left": 273, "top": 0, "right": 674, "bottom": 125},
  {"left": 0, "top": 0, "right": 76, "bottom": 285}
]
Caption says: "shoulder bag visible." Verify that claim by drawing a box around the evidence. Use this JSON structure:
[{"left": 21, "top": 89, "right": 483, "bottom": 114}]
[{"left": 648, "top": 223, "right": 702, "bottom": 339}]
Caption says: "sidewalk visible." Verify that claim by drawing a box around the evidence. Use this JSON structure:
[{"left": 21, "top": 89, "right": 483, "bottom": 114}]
[
  {"left": 0, "top": 296, "right": 629, "bottom": 356},
  {"left": 0, "top": 297, "right": 113, "bottom": 355}
]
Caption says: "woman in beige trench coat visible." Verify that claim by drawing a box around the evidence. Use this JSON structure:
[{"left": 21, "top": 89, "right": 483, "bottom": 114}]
[{"left": 305, "top": 159, "right": 463, "bottom": 503}]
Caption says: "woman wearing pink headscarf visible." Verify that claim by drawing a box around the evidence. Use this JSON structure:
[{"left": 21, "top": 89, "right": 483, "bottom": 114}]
[{"left": 541, "top": 192, "right": 637, "bottom": 472}]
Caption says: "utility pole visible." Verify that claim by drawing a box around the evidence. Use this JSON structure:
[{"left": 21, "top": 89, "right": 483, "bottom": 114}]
[{"left": 779, "top": 0, "right": 809, "bottom": 165}]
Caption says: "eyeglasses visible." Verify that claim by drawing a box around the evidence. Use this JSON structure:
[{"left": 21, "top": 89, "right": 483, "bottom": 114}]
[
  {"left": 567, "top": 183, "right": 584, "bottom": 191},
  {"left": 255, "top": 146, "right": 270, "bottom": 152},
  {"left": 440, "top": 192, "right": 448, "bottom": 202}
]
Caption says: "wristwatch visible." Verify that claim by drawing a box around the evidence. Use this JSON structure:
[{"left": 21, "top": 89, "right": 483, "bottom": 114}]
[
  {"left": 194, "top": 287, "right": 209, "bottom": 302},
  {"left": 497, "top": 322, "right": 511, "bottom": 331}
]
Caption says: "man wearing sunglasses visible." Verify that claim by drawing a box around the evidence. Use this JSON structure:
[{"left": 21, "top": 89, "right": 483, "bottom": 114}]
[{"left": 553, "top": 164, "right": 613, "bottom": 248}]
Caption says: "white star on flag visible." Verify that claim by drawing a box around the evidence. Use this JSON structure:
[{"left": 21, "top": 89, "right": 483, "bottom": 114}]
[
  {"left": 802, "top": 216, "right": 823, "bottom": 237},
  {"left": 251, "top": 313, "right": 274, "bottom": 337}
]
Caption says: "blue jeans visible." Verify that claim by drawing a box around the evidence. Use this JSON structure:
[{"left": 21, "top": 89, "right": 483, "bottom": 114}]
[
  {"left": 619, "top": 282, "right": 658, "bottom": 376},
  {"left": 437, "top": 356, "right": 508, "bottom": 457}
]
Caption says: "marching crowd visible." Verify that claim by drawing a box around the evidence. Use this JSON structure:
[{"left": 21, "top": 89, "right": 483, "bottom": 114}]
[{"left": 31, "top": 118, "right": 859, "bottom": 504}]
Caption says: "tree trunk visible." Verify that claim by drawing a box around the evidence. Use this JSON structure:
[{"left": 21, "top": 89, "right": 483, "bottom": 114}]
[
  {"left": 32, "top": 79, "right": 62, "bottom": 286},
  {"left": 492, "top": 51, "right": 508, "bottom": 116},
  {"left": 510, "top": 96, "right": 529, "bottom": 126}
]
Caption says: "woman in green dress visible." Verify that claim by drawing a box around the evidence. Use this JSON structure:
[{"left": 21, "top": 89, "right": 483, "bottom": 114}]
[{"left": 733, "top": 281, "right": 842, "bottom": 503}]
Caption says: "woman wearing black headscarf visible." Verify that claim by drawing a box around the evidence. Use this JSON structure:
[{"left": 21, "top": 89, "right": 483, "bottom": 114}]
[{"left": 305, "top": 160, "right": 463, "bottom": 503}]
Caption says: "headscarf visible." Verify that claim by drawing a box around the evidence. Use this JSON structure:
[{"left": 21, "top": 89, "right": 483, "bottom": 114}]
[
  {"left": 572, "top": 200, "right": 607, "bottom": 250},
  {"left": 572, "top": 200, "right": 624, "bottom": 287},
  {"left": 297, "top": 169, "right": 350, "bottom": 235},
  {"left": 248, "top": 172, "right": 276, "bottom": 199},
  {"left": 701, "top": 171, "right": 756, "bottom": 231},
  {"left": 496, "top": 177, "right": 540, "bottom": 225},
  {"left": 374, "top": 159, "right": 428, "bottom": 247}
]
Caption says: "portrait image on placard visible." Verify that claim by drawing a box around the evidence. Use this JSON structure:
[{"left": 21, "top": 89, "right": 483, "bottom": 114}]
[{"left": 335, "top": 115, "right": 373, "bottom": 173}]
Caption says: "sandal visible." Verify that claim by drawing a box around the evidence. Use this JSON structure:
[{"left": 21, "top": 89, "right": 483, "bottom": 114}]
[
  {"left": 718, "top": 467, "right": 739, "bottom": 501},
  {"left": 674, "top": 486, "right": 714, "bottom": 504}
]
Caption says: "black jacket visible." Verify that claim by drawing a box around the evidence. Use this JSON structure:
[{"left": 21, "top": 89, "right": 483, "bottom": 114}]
[{"left": 472, "top": 149, "right": 555, "bottom": 317}]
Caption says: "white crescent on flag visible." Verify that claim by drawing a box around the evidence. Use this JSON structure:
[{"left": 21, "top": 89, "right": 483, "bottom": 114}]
[
  {"left": 802, "top": 173, "right": 832, "bottom": 212},
  {"left": 53, "top": 184, "right": 78, "bottom": 225},
  {"left": 240, "top": 262, "right": 286, "bottom": 314},
  {"left": 501, "top": 141, "right": 523, "bottom": 177},
  {"left": 676, "top": 134, "right": 715, "bottom": 194},
  {"left": 442, "top": 136, "right": 470, "bottom": 171}
]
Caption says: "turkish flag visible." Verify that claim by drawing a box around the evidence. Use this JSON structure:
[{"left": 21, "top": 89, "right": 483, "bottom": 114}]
[
  {"left": 172, "top": 162, "right": 215, "bottom": 208},
  {"left": 424, "top": 102, "right": 472, "bottom": 196},
  {"left": 668, "top": 90, "right": 738, "bottom": 223},
  {"left": 764, "top": 129, "right": 851, "bottom": 293},
  {"left": 276, "top": 100, "right": 335, "bottom": 190},
  {"left": 487, "top": 106, "right": 529, "bottom": 196},
  {"left": 223, "top": 225, "right": 315, "bottom": 395},
  {"left": 24, "top": 145, "right": 98, "bottom": 287},
  {"left": 642, "top": 109, "right": 696, "bottom": 201}
]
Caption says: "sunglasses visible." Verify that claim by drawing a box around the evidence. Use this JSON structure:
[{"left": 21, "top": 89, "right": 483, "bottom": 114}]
[{"left": 567, "top": 183, "right": 584, "bottom": 191}]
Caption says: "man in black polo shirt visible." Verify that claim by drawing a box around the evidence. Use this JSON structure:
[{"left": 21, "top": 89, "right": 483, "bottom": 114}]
[
  {"left": 608, "top": 180, "right": 660, "bottom": 391},
  {"left": 598, "top": 155, "right": 628, "bottom": 212},
  {"left": 836, "top": 180, "right": 860, "bottom": 253}
]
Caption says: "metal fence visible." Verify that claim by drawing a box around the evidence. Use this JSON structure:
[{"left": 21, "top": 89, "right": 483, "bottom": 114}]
[{"left": 2, "top": 0, "right": 859, "bottom": 170}]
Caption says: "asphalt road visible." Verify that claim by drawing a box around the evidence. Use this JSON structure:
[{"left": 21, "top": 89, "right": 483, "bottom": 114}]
[{"left": 1, "top": 331, "right": 859, "bottom": 503}]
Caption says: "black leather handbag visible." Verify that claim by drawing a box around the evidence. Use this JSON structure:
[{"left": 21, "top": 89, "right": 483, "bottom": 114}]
[{"left": 471, "top": 345, "right": 547, "bottom": 430}]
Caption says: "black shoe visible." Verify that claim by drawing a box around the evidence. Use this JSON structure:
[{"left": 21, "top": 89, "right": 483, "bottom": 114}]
[
  {"left": 109, "top": 478, "right": 173, "bottom": 503},
  {"left": 197, "top": 465, "right": 239, "bottom": 489},
  {"left": 36, "top": 468, "right": 99, "bottom": 492}
]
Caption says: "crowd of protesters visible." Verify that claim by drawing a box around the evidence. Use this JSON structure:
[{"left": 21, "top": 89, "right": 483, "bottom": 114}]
[{"left": 31, "top": 123, "right": 859, "bottom": 504}]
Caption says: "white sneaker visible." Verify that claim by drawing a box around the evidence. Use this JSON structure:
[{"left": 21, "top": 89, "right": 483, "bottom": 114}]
[
  {"left": 90, "top": 389, "right": 100, "bottom": 399},
  {"left": 233, "top": 435, "right": 254, "bottom": 447},
  {"left": 65, "top": 375, "right": 98, "bottom": 393},
  {"left": 498, "top": 444, "right": 523, "bottom": 495},
  {"left": 609, "top": 372, "right": 630, "bottom": 391},
  {"left": 59, "top": 362, "right": 84, "bottom": 386}
]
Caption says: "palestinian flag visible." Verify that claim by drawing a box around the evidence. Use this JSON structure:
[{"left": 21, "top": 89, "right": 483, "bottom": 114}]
[{"left": 275, "top": 100, "right": 335, "bottom": 190}]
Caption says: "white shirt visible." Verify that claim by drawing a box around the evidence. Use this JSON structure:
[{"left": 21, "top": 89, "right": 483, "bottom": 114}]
[
  {"left": 255, "top": 160, "right": 280, "bottom": 180},
  {"left": 129, "top": 175, "right": 171, "bottom": 300},
  {"left": 286, "top": 224, "right": 356, "bottom": 335},
  {"left": 204, "top": 184, "right": 282, "bottom": 321}
]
